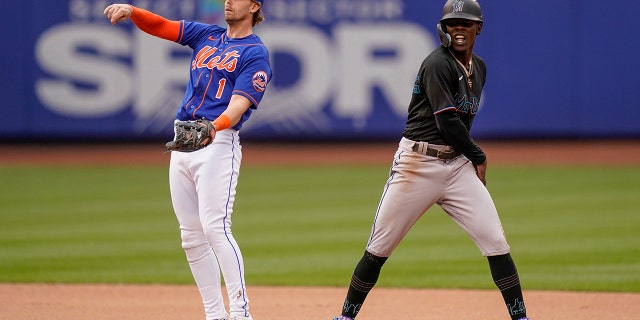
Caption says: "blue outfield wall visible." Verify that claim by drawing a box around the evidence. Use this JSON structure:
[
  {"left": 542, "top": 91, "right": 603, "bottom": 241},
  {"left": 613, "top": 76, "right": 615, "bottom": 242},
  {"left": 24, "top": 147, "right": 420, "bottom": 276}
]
[{"left": 1, "top": 0, "right": 638, "bottom": 141}]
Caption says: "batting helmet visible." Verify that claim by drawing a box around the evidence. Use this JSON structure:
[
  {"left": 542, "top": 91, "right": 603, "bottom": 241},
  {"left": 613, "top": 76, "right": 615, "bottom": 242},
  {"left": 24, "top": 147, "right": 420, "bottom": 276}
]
[{"left": 440, "top": 0, "right": 483, "bottom": 23}]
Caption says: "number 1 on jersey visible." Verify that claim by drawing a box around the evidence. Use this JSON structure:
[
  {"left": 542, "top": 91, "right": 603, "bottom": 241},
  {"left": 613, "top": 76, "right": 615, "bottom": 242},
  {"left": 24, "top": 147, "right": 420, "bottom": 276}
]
[{"left": 215, "top": 78, "right": 226, "bottom": 99}]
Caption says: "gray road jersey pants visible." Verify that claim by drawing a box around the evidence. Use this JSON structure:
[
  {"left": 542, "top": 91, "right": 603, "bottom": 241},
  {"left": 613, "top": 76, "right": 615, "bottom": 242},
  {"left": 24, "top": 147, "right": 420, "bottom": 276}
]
[{"left": 365, "top": 137, "right": 511, "bottom": 257}]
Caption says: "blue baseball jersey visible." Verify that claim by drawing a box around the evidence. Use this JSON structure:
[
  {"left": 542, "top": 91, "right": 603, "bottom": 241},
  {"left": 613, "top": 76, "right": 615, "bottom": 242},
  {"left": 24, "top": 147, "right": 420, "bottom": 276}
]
[{"left": 175, "top": 22, "right": 271, "bottom": 131}]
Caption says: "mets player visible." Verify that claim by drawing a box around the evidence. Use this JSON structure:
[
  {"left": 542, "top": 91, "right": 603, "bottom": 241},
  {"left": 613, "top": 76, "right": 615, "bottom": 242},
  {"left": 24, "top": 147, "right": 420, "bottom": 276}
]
[
  {"left": 333, "top": 1, "right": 530, "bottom": 320},
  {"left": 104, "top": 1, "right": 271, "bottom": 320}
]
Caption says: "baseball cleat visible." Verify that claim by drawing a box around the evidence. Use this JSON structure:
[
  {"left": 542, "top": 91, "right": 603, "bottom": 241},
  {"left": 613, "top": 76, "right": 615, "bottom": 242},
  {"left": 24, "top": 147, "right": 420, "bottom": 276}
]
[{"left": 333, "top": 316, "right": 353, "bottom": 320}]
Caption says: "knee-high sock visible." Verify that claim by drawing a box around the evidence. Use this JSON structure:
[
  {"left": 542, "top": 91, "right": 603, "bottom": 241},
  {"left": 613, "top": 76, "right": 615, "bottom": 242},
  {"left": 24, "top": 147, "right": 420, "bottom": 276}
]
[
  {"left": 488, "top": 253, "right": 527, "bottom": 320},
  {"left": 341, "top": 251, "right": 388, "bottom": 319},
  {"left": 184, "top": 244, "right": 227, "bottom": 320}
]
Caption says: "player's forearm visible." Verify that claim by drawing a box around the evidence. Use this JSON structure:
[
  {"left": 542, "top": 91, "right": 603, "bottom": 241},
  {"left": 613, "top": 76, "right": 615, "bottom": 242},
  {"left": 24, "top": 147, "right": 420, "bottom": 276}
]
[
  {"left": 130, "top": 6, "right": 180, "bottom": 41},
  {"left": 214, "top": 95, "right": 253, "bottom": 130},
  {"left": 435, "top": 112, "right": 486, "bottom": 164}
]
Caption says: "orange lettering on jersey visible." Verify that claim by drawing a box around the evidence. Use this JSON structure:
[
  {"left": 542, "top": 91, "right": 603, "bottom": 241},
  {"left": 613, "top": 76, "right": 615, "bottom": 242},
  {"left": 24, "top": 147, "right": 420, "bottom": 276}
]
[
  {"left": 218, "top": 51, "right": 239, "bottom": 72},
  {"left": 192, "top": 46, "right": 217, "bottom": 70},
  {"left": 192, "top": 46, "right": 239, "bottom": 72}
]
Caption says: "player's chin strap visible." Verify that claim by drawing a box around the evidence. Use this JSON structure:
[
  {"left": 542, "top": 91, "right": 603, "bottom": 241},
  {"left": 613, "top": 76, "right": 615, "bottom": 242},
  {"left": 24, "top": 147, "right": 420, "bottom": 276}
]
[{"left": 436, "top": 23, "right": 451, "bottom": 48}]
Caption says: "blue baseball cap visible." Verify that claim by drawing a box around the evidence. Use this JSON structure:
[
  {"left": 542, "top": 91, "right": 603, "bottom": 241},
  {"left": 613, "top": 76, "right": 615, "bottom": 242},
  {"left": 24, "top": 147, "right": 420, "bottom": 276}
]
[{"left": 254, "top": 0, "right": 264, "bottom": 4}]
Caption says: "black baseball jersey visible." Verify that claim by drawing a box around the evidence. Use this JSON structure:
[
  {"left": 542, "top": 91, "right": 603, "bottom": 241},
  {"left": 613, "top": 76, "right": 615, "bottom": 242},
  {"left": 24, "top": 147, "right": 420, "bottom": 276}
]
[{"left": 403, "top": 46, "right": 486, "bottom": 163}]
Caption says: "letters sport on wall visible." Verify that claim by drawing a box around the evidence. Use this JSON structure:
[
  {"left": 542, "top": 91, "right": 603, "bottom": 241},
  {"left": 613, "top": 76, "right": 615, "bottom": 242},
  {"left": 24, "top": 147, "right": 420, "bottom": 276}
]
[{"left": 2, "top": 0, "right": 639, "bottom": 140}]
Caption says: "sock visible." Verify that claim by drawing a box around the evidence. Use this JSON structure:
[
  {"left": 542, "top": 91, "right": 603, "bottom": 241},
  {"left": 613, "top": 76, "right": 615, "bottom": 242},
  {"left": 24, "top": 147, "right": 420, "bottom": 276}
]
[
  {"left": 341, "top": 251, "right": 388, "bottom": 319},
  {"left": 487, "top": 253, "right": 527, "bottom": 320}
]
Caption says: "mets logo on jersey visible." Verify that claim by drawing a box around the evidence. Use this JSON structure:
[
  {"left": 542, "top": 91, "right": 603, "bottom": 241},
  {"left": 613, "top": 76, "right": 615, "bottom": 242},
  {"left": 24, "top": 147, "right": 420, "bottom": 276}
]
[
  {"left": 192, "top": 46, "right": 239, "bottom": 72},
  {"left": 252, "top": 71, "right": 268, "bottom": 92},
  {"left": 452, "top": 0, "right": 464, "bottom": 12}
]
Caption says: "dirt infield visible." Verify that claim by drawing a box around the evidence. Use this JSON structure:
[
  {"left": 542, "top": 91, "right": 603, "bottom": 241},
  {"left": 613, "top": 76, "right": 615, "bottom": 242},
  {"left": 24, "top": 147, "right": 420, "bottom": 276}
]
[
  {"left": 1, "top": 140, "right": 639, "bottom": 319},
  {"left": 1, "top": 284, "right": 639, "bottom": 320}
]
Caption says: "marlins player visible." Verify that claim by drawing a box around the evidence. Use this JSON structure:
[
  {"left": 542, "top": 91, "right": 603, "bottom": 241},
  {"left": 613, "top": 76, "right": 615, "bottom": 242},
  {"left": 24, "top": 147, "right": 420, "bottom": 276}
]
[
  {"left": 104, "top": 1, "right": 271, "bottom": 320},
  {"left": 332, "top": 1, "right": 531, "bottom": 320}
]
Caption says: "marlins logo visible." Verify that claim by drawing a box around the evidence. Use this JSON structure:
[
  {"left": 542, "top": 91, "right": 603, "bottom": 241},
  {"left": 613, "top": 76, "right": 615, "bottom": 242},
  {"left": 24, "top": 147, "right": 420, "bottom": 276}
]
[
  {"left": 252, "top": 71, "right": 268, "bottom": 92},
  {"left": 452, "top": 0, "right": 465, "bottom": 13}
]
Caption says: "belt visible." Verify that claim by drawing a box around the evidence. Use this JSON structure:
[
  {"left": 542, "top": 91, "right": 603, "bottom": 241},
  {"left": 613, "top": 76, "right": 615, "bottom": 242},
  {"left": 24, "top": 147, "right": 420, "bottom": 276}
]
[{"left": 412, "top": 144, "right": 460, "bottom": 160}]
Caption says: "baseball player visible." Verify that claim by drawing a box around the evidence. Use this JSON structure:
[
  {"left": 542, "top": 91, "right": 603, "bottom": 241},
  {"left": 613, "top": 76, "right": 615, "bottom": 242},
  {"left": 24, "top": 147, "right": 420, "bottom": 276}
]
[
  {"left": 332, "top": 1, "right": 530, "bottom": 320},
  {"left": 104, "top": 1, "right": 271, "bottom": 320}
]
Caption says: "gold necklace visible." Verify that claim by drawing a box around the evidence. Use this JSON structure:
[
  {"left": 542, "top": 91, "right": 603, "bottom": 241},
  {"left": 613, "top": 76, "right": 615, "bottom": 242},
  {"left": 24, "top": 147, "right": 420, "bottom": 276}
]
[{"left": 453, "top": 55, "right": 473, "bottom": 89}]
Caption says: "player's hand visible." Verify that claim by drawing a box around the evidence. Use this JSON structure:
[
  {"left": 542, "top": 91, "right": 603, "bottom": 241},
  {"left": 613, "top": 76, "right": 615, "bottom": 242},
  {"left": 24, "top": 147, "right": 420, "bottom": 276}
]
[
  {"left": 199, "top": 122, "right": 217, "bottom": 146},
  {"left": 104, "top": 4, "right": 133, "bottom": 25},
  {"left": 474, "top": 160, "right": 487, "bottom": 186}
]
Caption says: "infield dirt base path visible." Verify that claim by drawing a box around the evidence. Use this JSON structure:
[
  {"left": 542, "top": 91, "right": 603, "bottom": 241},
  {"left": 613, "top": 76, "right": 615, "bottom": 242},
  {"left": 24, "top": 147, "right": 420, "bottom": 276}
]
[
  {"left": 1, "top": 140, "right": 639, "bottom": 319},
  {"left": 1, "top": 284, "right": 639, "bottom": 320}
]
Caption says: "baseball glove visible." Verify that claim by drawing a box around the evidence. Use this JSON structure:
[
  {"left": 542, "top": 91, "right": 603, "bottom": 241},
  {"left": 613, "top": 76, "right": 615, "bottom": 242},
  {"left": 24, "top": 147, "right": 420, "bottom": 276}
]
[{"left": 165, "top": 119, "right": 216, "bottom": 152}]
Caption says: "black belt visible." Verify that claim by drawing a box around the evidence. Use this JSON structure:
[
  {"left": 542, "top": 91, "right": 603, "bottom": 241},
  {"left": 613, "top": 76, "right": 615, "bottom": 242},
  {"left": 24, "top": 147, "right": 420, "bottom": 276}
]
[{"left": 412, "top": 144, "right": 460, "bottom": 160}]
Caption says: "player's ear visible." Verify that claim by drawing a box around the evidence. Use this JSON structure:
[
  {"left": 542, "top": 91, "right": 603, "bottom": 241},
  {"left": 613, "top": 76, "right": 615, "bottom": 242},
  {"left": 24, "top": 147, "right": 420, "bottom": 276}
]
[
  {"left": 250, "top": 0, "right": 261, "bottom": 13},
  {"left": 476, "top": 22, "right": 483, "bottom": 35}
]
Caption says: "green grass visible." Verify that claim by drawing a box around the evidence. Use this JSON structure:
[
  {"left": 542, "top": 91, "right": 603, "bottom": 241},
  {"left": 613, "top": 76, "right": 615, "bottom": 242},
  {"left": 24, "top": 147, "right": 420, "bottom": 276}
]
[{"left": 1, "top": 164, "right": 639, "bottom": 292}]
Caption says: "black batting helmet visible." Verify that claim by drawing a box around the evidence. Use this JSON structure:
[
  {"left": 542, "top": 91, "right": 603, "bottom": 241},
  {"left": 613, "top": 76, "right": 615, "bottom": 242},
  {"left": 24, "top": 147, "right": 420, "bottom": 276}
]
[{"left": 440, "top": 0, "right": 483, "bottom": 23}]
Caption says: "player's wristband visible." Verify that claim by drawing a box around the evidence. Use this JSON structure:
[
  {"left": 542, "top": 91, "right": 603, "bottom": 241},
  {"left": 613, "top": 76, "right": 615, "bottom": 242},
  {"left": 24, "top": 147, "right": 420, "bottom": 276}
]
[{"left": 213, "top": 114, "right": 231, "bottom": 131}]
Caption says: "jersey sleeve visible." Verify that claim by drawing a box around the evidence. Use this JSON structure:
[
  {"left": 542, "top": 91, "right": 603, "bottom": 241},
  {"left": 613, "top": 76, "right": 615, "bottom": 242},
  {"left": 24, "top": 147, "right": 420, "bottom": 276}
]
[
  {"left": 232, "top": 47, "right": 272, "bottom": 108},
  {"left": 436, "top": 112, "right": 487, "bottom": 164},
  {"left": 423, "top": 59, "right": 457, "bottom": 115},
  {"left": 130, "top": 6, "right": 180, "bottom": 41},
  {"left": 178, "top": 22, "right": 226, "bottom": 48}
]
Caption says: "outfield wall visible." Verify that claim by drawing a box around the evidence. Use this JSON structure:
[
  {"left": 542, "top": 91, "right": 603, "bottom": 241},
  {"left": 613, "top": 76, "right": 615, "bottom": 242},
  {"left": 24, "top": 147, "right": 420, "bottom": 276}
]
[{"left": 1, "top": 0, "right": 638, "bottom": 141}]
